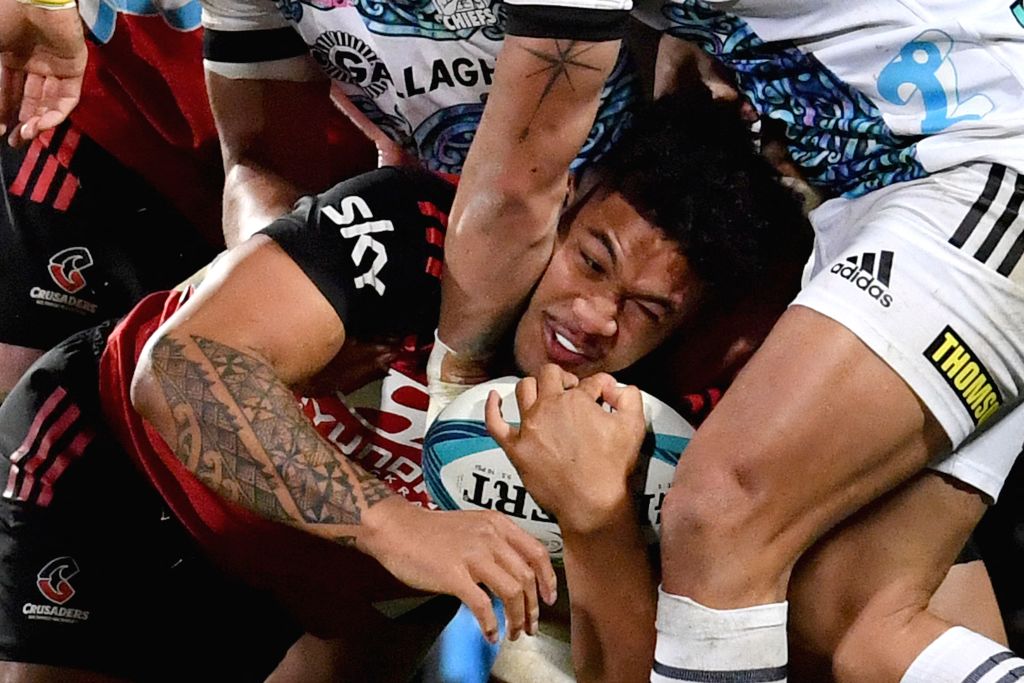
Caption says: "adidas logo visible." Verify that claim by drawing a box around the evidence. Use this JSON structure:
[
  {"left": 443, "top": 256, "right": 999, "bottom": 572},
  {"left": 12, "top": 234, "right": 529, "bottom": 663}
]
[{"left": 829, "top": 250, "right": 894, "bottom": 308}]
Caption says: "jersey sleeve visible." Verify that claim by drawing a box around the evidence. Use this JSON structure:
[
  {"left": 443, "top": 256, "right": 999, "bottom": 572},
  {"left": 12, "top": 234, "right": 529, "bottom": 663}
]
[
  {"left": 200, "top": 0, "right": 321, "bottom": 81},
  {"left": 503, "top": 0, "right": 632, "bottom": 41},
  {"left": 258, "top": 167, "right": 455, "bottom": 342}
]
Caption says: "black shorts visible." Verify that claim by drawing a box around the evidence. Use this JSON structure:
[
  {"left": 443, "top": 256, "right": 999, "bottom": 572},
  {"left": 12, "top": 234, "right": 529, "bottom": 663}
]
[
  {"left": 0, "top": 122, "right": 216, "bottom": 351},
  {"left": 0, "top": 322, "right": 300, "bottom": 680}
]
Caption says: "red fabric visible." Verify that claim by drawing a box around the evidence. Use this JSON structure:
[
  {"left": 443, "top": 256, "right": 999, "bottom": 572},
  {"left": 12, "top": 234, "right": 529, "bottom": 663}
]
[
  {"left": 98, "top": 292, "right": 409, "bottom": 633},
  {"left": 70, "top": 14, "right": 375, "bottom": 242}
]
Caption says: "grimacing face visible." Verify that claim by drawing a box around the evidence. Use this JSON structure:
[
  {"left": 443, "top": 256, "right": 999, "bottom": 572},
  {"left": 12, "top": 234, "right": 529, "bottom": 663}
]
[{"left": 513, "top": 187, "right": 705, "bottom": 378}]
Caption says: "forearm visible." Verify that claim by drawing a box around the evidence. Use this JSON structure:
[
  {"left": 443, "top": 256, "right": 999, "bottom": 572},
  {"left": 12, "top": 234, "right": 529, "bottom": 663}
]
[
  {"left": 136, "top": 330, "right": 395, "bottom": 548},
  {"left": 562, "top": 499, "right": 657, "bottom": 683},
  {"left": 207, "top": 73, "right": 334, "bottom": 246},
  {"left": 222, "top": 161, "right": 307, "bottom": 247},
  {"left": 0, "top": 0, "right": 30, "bottom": 46},
  {"left": 439, "top": 36, "right": 620, "bottom": 354}
]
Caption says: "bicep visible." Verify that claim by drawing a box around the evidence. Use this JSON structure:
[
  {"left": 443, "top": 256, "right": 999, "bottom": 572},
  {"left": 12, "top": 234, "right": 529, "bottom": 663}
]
[{"left": 159, "top": 235, "right": 346, "bottom": 385}]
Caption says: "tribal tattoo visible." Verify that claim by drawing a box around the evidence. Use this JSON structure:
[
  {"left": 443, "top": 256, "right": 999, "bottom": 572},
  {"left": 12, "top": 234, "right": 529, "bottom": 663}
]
[
  {"left": 518, "top": 40, "right": 601, "bottom": 141},
  {"left": 149, "top": 335, "right": 392, "bottom": 531}
]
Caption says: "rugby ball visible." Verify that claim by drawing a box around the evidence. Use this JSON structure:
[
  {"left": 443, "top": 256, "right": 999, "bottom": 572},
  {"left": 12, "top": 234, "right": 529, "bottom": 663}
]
[{"left": 422, "top": 377, "right": 693, "bottom": 560}]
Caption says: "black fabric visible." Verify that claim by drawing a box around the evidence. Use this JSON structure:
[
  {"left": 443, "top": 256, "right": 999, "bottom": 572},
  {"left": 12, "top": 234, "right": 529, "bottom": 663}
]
[
  {"left": 0, "top": 121, "right": 216, "bottom": 350},
  {"left": 0, "top": 324, "right": 300, "bottom": 680},
  {"left": 203, "top": 27, "right": 309, "bottom": 64},
  {"left": 505, "top": 4, "right": 629, "bottom": 40},
  {"left": 259, "top": 166, "right": 453, "bottom": 343}
]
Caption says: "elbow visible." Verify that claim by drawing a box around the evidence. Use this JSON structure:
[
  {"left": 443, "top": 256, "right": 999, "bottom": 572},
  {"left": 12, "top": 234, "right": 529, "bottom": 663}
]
[
  {"left": 129, "top": 332, "right": 168, "bottom": 427},
  {"left": 454, "top": 182, "right": 562, "bottom": 249}
]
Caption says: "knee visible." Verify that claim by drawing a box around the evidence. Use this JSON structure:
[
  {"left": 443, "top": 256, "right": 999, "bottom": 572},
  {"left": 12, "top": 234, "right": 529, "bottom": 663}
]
[{"left": 660, "top": 447, "right": 782, "bottom": 561}]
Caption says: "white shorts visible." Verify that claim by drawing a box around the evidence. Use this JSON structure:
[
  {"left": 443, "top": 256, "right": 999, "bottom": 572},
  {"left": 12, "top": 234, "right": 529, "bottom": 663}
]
[{"left": 795, "top": 162, "right": 1024, "bottom": 500}]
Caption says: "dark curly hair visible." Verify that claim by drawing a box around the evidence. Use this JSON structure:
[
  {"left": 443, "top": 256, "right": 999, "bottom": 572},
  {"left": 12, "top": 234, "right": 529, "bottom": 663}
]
[{"left": 596, "top": 88, "right": 812, "bottom": 306}]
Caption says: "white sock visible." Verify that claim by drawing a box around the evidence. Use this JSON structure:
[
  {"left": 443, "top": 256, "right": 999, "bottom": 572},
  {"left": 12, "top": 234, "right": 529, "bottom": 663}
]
[
  {"left": 651, "top": 586, "right": 788, "bottom": 682},
  {"left": 901, "top": 626, "right": 1024, "bottom": 682}
]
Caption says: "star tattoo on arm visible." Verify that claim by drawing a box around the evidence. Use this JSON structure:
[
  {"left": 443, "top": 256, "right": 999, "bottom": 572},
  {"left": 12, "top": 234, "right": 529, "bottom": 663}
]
[{"left": 518, "top": 40, "right": 602, "bottom": 141}]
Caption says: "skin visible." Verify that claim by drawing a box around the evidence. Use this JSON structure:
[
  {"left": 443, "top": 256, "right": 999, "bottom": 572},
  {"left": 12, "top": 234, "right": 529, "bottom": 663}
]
[
  {"left": 438, "top": 35, "right": 621, "bottom": 368},
  {"left": 0, "top": 1, "right": 84, "bottom": 145},
  {"left": 205, "top": 73, "right": 344, "bottom": 247},
  {"left": 488, "top": 368, "right": 654, "bottom": 682},
  {"left": 0, "top": 0, "right": 85, "bottom": 404},
  {"left": 513, "top": 188, "right": 701, "bottom": 378},
  {"left": 116, "top": 183, "right": 691, "bottom": 672}
]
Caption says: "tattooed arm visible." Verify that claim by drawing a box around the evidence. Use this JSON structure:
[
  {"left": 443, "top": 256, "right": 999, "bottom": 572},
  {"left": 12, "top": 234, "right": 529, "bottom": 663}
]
[
  {"left": 132, "top": 236, "right": 556, "bottom": 642},
  {"left": 437, "top": 34, "right": 621, "bottom": 368}
]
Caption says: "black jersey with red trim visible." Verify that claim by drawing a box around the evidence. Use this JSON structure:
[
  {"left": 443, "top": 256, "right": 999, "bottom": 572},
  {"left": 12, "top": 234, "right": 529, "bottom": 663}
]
[
  {"left": 258, "top": 166, "right": 453, "bottom": 342},
  {"left": 99, "top": 168, "right": 454, "bottom": 598}
]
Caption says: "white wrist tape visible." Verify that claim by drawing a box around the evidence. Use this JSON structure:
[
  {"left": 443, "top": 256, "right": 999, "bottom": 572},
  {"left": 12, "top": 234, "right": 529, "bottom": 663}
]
[{"left": 425, "top": 330, "right": 476, "bottom": 428}]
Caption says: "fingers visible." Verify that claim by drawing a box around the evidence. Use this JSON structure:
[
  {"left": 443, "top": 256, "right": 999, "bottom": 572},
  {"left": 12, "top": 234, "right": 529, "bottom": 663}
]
[
  {"left": 536, "top": 363, "right": 578, "bottom": 398},
  {"left": 515, "top": 375, "right": 537, "bottom": 413},
  {"left": 577, "top": 372, "right": 618, "bottom": 402},
  {"left": 458, "top": 580, "right": 501, "bottom": 645},
  {"left": 472, "top": 559, "right": 529, "bottom": 641},
  {"left": 504, "top": 523, "right": 557, "bottom": 607},
  {"left": 601, "top": 381, "right": 642, "bottom": 411},
  {"left": 485, "top": 390, "right": 516, "bottom": 446},
  {"left": 0, "top": 67, "right": 25, "bottom": 138}
]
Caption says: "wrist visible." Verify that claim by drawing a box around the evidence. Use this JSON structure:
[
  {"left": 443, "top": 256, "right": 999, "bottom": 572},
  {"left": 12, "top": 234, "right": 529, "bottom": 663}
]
[
  {"left": 559, "top": 484, "right": 635, "bottom": 536},
  {"left": 354, "top": 495, "right": 416, "bottom": 557},
  {"left": 18, "top": 0, "right": 76, "bottom": 10}
]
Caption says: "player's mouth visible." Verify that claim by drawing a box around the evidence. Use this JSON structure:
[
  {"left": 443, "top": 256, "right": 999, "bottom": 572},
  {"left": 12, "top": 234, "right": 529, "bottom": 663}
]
[{"left": 543, "top": 316, "right": 599, "bottom": 367}]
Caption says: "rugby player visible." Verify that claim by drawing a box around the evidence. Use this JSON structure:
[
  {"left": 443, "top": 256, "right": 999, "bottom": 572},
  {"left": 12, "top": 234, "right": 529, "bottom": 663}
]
[
  {"left": 0, "top": 0, "right": 379, "bottom": 405},
  {"left": 0, "top": 91, "right": 808, "bottom": 681},
  {"left": 196, "top": 0, "right": 640, "bottom": 244},
  {"left": 436, "top": 2, "right": 1024, "bottom": 681}
]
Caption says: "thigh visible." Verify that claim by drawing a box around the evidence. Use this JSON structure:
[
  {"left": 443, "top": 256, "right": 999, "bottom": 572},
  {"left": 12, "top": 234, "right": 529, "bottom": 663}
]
[{"left": 669, "top": 163, "right": 1024, "bottom": 558}]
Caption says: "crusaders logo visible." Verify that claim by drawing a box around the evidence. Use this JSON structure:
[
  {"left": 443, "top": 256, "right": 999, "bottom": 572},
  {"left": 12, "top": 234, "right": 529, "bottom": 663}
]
[
  {"left": 36, "top": 556, "right": 80, "bottom": 605},
  {"left": 48, "top": 247, "right": 93, "bottom": 294}
]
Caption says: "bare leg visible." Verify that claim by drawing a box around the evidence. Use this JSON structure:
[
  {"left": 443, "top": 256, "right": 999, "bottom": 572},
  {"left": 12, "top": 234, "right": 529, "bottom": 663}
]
[
  {"left": 661, "top": 306, "right": 948, "bottom": 608},
  {"left": 788, "top": 471, "right": 987, "bottom": 682}
]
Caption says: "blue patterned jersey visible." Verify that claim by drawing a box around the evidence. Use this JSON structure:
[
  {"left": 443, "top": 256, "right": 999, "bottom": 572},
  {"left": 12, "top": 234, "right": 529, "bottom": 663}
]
[
  {"left": 649, "top": 0, "right": 1024, "bottom": 197},
  {"left": 201, "top": 0, "right": 639, "bottom": 174}
]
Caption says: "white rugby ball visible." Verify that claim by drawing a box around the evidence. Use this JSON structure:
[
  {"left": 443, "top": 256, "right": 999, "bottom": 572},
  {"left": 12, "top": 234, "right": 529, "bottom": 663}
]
[{"left": 422, "top": 377, "right": 694, "bottom": 560}]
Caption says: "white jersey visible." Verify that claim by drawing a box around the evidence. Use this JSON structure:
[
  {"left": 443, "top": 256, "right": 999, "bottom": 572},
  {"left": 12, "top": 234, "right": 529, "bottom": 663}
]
[
  {"left": 201, "top": 0, "right": 639, "bottom": 173},
  {"left": 652, "top": 0, "right": 1024, "bottom": 197}
]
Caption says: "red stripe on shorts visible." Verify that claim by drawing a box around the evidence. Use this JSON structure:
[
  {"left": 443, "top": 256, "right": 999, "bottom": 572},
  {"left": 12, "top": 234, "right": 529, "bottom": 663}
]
[
  {"left": 55, "top": 128, "right": 80, "bottom": 168},
  {"left": 16, "top": 402, "right": 80, "bottom": 502},
  {"left": 36, "top": 427, "right": 95, "bottom": 507},
  {"left": 30, "top": 156, "right": 59, "bottom": 202},
  {"left": 52, "top": 174, "right": 79, "bottom": 211},
  {"left": 9, "top": 138, "right": 44, "bottom": 197},
  {"left": 3, "top": 387, "right": 67, "bottom": 499}
]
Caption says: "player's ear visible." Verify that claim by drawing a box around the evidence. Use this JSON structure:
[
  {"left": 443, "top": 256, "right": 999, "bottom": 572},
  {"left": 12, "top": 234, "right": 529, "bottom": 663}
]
[{"left": 563, "top": 172, "right": 577, "bottom": 210}]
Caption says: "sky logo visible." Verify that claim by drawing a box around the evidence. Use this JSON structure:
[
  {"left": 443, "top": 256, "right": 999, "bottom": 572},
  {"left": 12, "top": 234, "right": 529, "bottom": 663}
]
[{"left": 878, "top": 30, "right": 993, "bottom": 134}]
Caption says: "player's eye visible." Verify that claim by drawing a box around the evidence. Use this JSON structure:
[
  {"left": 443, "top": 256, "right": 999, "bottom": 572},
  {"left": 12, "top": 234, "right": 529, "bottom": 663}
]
[
  {"left": 580, "top": 250, "right": 605, "bottom": 275},
  {"left": 634, "top": 300, "right": 665, "bottom": 323}
]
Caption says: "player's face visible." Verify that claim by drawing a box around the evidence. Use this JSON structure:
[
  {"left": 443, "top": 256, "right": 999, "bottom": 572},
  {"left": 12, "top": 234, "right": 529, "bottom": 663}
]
[{"left": 513, "top": 188, "right": 704, "bottom": 378}]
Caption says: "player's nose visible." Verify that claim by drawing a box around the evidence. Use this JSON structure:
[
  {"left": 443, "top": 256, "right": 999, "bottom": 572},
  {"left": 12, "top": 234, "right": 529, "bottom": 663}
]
[{"left": 572, "top": 295, "right": 617, "bottom": 338}]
